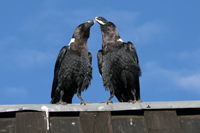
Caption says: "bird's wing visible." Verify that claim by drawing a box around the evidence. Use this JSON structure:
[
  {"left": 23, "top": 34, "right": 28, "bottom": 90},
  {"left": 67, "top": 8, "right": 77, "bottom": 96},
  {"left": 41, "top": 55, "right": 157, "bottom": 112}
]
[
  {"left": 97, "top": 50, "right": 103, "bottom": 76},
  {"left": 127, "top": 42, "right": 141, "bottom": 101},
  {"left": 88, "top": 52, "right": 92, "bottom": 65},
  {"left": 127, "top": 41, "right": 139, "bottom": 64},
  {"left": 51, "top": 46, "right": 68, "bottom": 98}
]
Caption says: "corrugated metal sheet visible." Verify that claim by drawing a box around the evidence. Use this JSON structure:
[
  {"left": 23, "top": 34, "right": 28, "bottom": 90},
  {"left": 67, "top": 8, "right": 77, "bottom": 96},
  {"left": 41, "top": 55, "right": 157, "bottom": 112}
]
[
  {"left": 0, "top": 100, "right": 200, "bottom": 112},
  {"left": 1, "top": 101, "right": 200, "bottom": 132}
]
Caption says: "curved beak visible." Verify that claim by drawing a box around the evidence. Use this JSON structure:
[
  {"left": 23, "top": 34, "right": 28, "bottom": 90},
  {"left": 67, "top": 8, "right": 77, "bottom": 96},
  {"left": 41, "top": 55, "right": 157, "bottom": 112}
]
[
  {"left": 95, "top": 16, "right": 108, "bottom": 25},
  {"left": 84, "top": 19, "right": 95, "bottom": 28}
]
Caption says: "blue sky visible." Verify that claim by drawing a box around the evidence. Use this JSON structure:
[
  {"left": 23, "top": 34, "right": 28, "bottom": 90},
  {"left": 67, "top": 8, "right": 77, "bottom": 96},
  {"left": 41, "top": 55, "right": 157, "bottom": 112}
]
[{"left": 1, "top": 1, "right": 200, "bottom": 104}]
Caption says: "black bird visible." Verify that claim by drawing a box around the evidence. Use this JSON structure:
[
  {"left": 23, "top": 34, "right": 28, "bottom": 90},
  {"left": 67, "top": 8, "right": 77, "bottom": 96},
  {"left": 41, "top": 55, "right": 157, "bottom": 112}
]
[
  {"left": 95, "top": 16, "right": 141, "bottom": 103},
  {"left": 50, "top": 20, "right": 95, "bottom": 105}
]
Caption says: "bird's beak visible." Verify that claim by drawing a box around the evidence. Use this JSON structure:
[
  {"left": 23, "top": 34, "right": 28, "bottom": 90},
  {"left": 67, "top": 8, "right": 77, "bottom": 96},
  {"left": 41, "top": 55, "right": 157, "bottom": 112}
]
[
  {"left": 95, "top": 16, "right": 108, "bottom": 25},
  {"left": 84, "top": 20, "right": 95, "bottom": 28}
]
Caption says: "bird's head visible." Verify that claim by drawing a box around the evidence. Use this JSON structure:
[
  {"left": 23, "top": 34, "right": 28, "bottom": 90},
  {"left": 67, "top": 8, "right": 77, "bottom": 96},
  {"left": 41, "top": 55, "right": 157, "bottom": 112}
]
[
  {"left": 73, "top": 19, "right": 95, "bottom": 40},
  {"left": 68, "top": 19, "right": 95, "bottom": 52},
  {"left": 95, "top": 16, "right": 123, "bottom": 45},
  {"left": 95, "top": 17, "right": 108, "bottom": 25}
]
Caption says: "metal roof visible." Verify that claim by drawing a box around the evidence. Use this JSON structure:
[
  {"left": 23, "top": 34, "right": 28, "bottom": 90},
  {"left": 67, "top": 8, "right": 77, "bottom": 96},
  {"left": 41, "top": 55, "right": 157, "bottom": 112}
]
[{"left": 0, "top": 100, "right": 200, "bottom": 113}]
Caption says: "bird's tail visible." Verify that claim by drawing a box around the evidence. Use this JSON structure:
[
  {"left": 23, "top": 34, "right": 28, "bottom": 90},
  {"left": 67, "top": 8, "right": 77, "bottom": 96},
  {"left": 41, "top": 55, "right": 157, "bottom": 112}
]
[
  {"left": 120, "top": 70, "right": 129, "bottom": 88},
  {"left": 120, "top": 70, "right": 140, "bottom": 101}
]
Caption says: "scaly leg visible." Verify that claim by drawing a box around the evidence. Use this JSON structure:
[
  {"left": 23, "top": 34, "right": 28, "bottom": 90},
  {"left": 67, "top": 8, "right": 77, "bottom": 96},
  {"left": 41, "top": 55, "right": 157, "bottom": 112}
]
[
  {"left": 129, "top": 89, "right": 136, "bottom": 103},
  {"left": 77, "top": 88, "right": 91, "bottom": 105},
  {"left": 101, "top": 90, "right": 114, "bottom": 104},
  {"left": 57, "top": 90, "right": 67, "bottom": 105}
]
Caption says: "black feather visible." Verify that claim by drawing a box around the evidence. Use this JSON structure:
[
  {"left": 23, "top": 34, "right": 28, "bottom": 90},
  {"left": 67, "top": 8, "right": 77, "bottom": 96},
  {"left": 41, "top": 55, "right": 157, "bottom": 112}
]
[
  {"left": 50, "top": 20, "right": 94, "bottom": 104},
  {"left": 96, "top": 17, "right": 141, "bottom": 103}
]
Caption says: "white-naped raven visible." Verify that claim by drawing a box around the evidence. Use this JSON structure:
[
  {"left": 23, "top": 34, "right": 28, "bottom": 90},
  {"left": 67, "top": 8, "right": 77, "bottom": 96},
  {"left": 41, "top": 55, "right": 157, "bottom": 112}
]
[
  {"left": 95, "top": 16, "right": 141, "bottom": 104},
  {"left": 50, "top": 20, "right": 95, "bottom": 105}
]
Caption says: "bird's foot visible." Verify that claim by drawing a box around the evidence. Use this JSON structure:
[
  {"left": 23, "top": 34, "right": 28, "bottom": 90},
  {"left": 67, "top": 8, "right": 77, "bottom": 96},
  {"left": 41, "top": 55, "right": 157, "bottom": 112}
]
[
  {"left": 100, "top": 100, "right": 113, "bottom": 104},
  {"left": 80, "top": 101, "right": 91, "bottom": 105},
  {"left": 128, "top": 100, "right": 142, "bottom": 103},
  {"left": 56, "top": 100, "right": 67, "bottom": 105},
  {"left": 128, "top": 100, "right": 136, "bottom": 103}
]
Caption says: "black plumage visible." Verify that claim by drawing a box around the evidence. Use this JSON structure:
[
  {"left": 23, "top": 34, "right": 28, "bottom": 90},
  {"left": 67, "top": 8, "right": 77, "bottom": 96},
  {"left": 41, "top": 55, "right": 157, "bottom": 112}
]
[
  {"left": 50, "top": 20, "right": 95, "bottom": 105},
  {"left": 95, "top": 17, "right": 141, "bottom": 103}
]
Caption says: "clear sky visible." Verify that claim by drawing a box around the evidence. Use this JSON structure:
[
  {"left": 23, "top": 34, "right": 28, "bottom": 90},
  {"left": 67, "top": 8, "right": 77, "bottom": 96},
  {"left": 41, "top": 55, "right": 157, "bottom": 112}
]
[{"left": 1, "top": 1, "right": 200, "bottom": 104}]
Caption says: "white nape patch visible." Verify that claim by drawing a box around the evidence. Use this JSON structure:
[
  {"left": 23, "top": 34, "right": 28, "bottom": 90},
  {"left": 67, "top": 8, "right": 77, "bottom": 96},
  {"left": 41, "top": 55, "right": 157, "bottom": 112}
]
[
  {"left": 95, "top": 17, "right": 105, "bottom": 25},
  {"left": 117, "top": 38, "right": 123, "bottom": 42},
  {"left": 41, "top": 106, "right": 49, "bottom": 130},
  {"left": 68, "top": 38, "right": 75, "bottom": 47}
]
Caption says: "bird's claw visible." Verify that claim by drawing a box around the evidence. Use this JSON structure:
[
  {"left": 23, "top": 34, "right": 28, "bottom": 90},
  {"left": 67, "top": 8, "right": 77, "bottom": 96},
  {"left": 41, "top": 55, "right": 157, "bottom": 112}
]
[
  {"left": 128, "top": 100, "right": 136, "bottom": 103},
  {"left": 107, "top": 100, "right": 113, "bottom": 104},
  {"left": 128, "top": 100, "right": 142, "bottom": 103},
  {"left": 80, "top": 101, "right": 91, "bottom": 105},
  {"left": 56, "top": 100, "right": 67, "bottom": 105},
  {"left": 100, "top": 100, "right": 113, "bottom": 104}
]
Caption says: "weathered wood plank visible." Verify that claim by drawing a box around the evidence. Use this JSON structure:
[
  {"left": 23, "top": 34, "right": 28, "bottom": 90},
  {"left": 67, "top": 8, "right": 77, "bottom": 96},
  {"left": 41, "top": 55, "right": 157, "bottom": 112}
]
[
  {"left": 112, "top": 116, "right": 147, "bottom": 133},
  {"left": 80, "top": 111, "right": 113, "bottom": 133},
  {"left": 0, "top": 118, "right": 15, "bottom": 133},
  {"left": 16, "top": 112, "right": 49, "bottom": 133},
  {"left": 144, "top": 110, "right": 181, "bottom": 133},
  {"left": 50, "top": 117, "right": 81, "bottom": 133},
  {"left": 178, "top": 115, "right": 200, "bottom": 133}
]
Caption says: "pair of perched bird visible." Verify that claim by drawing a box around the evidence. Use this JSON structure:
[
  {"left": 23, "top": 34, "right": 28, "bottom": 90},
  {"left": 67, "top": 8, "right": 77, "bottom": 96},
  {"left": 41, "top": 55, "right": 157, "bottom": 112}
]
[{"left": 50, "top": 17, "right": 141, "bottom": 105}]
